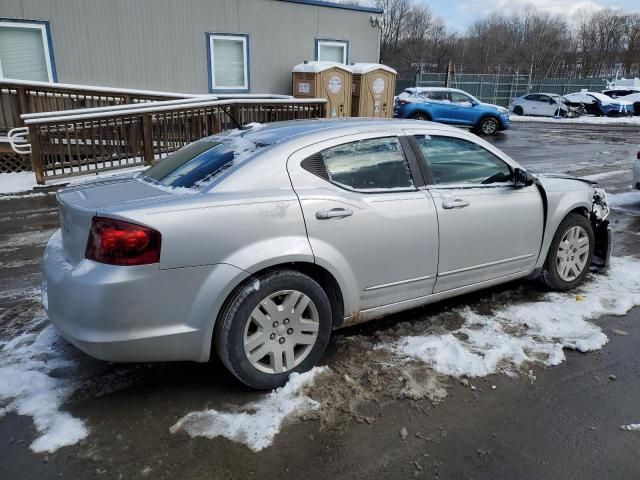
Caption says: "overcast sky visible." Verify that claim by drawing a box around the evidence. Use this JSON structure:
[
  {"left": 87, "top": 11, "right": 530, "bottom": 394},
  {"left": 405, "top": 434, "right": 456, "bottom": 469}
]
[{"left": 421, "top": 0, "right": 640, "bottom": 31}]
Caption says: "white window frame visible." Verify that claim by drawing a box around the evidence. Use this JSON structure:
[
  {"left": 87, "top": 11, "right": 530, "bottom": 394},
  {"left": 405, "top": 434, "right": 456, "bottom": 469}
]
[
  {"left": 316, "top": 39, "right": 348, "bottom": 64},
  {"left": 0, "top": 20, "right": 55, "bottom": 82},
  {"left": 208, "top": 33, "right": 249, "bottom": 92}
]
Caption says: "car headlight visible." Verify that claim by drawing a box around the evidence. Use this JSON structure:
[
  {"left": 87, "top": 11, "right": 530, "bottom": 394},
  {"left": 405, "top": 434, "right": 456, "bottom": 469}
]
[{"left": 497, "top": 106, "right": 509, "bottom": 114}]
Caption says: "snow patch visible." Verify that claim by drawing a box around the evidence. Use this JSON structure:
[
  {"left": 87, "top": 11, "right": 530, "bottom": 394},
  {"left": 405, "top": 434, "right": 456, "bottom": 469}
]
[
  {"left": 170, "top": 367, "right": 328, "bottom": 452},
  {"left": 621, "top": 424, "right": 640, "bottom": 431},
  {"left": 0, "top": 320, "right": 88, "bottom": 453},
  {"left": 608, "top": 191, "right": 640, "bottom": 212},
  {"left": 387, "top": 257, "right": 640, "bottom": 378}
]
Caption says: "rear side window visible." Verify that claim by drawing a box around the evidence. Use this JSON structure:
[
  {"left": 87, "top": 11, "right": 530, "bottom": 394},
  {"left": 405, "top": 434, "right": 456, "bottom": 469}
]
[
  {"left": 307, "top": 137, "right": 415, "bottom": 192},
  {"left": 140, "top": 136, "right": 262, "bottom": 189},
  {"left": 414, "top": 135, "right": 512, "bottom": 185}
]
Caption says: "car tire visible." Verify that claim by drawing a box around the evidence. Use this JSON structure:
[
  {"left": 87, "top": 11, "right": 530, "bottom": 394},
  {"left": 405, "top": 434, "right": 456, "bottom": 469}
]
[
  {"left": 411, "top": 112, "right": 430, "bottom": 121},
  {"left": 513, "top": 106, "right": 524, "bottom": 116},
  {"left": 476, "top": 117, "right": 499, "bottom": 135},
  {"left": 539, "top": 213, "right": 594, "bottom": 292},
  {"left": 215, "top": 269, "right": 332, "bottom": 390}
]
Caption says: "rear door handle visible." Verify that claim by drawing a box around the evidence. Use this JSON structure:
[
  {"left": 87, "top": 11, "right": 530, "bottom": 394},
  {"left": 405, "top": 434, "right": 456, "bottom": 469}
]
[
  {"left": 316, "top": 207, "right": 353, "bottom": 219},
  {"left": 442, "top": 198, "right": 470, "bottom": 209}
]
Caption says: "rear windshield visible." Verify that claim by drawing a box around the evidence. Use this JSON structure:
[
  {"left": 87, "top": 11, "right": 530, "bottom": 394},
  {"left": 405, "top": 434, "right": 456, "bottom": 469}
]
[{"left": 139, "top": 135, "right": 263, "bottom": 190}]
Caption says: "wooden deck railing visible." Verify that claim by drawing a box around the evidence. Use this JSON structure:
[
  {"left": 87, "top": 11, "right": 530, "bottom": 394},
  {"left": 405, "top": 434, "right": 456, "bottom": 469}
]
[
  {"left": 0, "top": 79, "right": 192, "bottom": 134},
  {"left": 24, "top": 98, "right": 326, "bottom": 183}
]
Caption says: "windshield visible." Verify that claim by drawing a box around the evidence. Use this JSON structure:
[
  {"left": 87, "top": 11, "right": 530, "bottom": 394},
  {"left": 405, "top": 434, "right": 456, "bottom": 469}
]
[{"left": 139, "top": 135, "right": 263, "bottom": 190}]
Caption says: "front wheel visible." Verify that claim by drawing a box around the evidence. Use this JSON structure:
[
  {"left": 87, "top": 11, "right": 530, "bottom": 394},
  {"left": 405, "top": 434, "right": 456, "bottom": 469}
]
[
  {"left": 476, "top": 117, "right": 499, "bottom": 135},
  {"left": 215, "top": 270, "right": 332, "bottom": 390},
  {"left": 540, "top": 213, "right": 594, "bottom": 291},
  {"left": 513, "top": 106, "right": 524, "bottom": 116}
]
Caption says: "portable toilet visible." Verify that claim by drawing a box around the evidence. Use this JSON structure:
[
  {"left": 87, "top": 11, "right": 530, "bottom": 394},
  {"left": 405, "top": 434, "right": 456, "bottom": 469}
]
[
  {"left": 292, "top": 61, "right": 353, "bottom": 118},
  {"left": 351, "top": 63, "right": 397, "bottom": 118}
]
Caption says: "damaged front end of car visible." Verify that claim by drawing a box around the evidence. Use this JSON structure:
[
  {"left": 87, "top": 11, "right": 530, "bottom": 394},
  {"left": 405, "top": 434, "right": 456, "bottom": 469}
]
[{"left": 590, "top": 187, "right": 612, "bottom": 270}]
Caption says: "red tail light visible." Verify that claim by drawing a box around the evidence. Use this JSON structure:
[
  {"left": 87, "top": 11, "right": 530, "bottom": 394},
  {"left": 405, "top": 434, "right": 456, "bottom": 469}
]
[{"left": 85, "top": 216, "right": 161, "bottom": 266}]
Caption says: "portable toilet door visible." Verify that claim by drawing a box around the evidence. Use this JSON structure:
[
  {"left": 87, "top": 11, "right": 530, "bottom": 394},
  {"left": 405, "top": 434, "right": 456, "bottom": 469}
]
[
  {"left": 351, "top": 63, "right": 397, "bottom": 118},
  {"left": 292, "top": 61, "right": 353, "bottom": 118}
]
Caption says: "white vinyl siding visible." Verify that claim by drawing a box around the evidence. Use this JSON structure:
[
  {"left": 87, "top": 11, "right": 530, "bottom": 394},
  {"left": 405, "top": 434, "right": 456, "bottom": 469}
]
[
  {"left": 209, "top": 34, "right": 248, "bottom": 91},
  {"left": 317, "top": 40, "right": 347, "bottom": 64},
  {"left": 0, "top": 21, "right": 54, "bottom": 82}
]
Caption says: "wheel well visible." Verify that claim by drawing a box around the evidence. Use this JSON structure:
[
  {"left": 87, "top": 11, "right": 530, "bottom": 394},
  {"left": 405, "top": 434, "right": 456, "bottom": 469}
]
[
  {"left": 213, "top": 262, "right": 345, "bottom": 354},
  {"left": 567, "top": 206, "right": 589, "bottom": 218},
  {"left": 411, "top": 110, "right": 431, "bottom": 120}
]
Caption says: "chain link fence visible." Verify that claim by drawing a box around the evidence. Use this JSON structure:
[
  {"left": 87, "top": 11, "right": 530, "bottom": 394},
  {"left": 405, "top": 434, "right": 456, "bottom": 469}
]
[{"left": 415, "top": 73, "right": 608, "bottom": 106}]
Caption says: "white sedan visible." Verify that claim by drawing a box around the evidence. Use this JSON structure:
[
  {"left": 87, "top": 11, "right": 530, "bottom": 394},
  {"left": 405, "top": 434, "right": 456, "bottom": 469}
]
[{"left": 510, "top": 93, "right": 573, "bottom": 117}]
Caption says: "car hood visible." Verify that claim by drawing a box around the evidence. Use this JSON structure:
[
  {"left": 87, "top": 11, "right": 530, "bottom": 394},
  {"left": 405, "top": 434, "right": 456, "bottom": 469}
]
[
  {"left": 534, "top": 173, "right": 596, "bottom": 192},
  {"left": 480, "top": 102, "right": 507, "bottom": 113}
]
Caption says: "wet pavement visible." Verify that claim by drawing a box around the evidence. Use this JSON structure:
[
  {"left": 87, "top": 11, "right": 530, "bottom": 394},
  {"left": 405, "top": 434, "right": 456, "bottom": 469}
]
[{"left": 1, "top": 122, "right": 639, "bottom": 479}]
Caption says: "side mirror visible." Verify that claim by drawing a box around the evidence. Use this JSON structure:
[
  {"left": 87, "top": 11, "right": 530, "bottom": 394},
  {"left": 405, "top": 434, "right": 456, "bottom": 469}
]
[{"left": 514, "top": 168, "right": 535, "bottom": 188}]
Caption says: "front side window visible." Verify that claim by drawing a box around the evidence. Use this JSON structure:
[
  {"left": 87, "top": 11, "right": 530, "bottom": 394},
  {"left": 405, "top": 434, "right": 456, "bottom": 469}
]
[
  {"left": 426, "top": 91, "right": 450, "bottom": 102},
  {"left": 0, "top": 20, "right": 55, "bottom": 82},
  {"left": 208, "top": 34, "right": 249, "bottom": 91},
  {"left": 316, "top": 40, "right": 348, "bottom": 64},
  {"left": 317, "top": 137, "right": 414, "bottom": 191},
  {"left": 414, "top": 135, "right": 512, "bottom": 185},
  {"left": 450, "top": 92, "right": 473, "bottom": 106}
]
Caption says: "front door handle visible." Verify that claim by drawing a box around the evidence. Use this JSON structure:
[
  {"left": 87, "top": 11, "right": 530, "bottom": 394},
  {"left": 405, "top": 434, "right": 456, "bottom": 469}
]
[
  {"left": 442, "top": 198, "right": 470, "bottom": 209},
  {"left": 316, "top": 207, "right": 353, "bottom": 219}
]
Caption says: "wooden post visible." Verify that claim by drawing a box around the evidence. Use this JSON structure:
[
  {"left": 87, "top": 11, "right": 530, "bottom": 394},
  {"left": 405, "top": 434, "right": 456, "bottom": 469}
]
[
  {"left": 141, "top": 114, "right": 155, "bottom": 165},
  {"left": 30, "top": 125, "right": 45, "bottom": 184},
  {"left": 15, "top": 87, "right": 29, "bottom": 127}
]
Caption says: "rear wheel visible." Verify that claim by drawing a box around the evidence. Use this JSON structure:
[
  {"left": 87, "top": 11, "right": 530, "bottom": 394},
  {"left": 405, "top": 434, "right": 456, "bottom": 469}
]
[
  {"left": 215, "top": 270, "right": 332, "bottom": 390},
  {"left": 540, "top": 213, "right": 594, "bottom": 291},
  {"left": 411, "top": 112, "right": 430, "bottom": 121},
  {"left": 513, "top": 106, "right": 524, "bottom": 116},
  {"left": 476, "top": 117, "right": 499, "bottom": 135}
]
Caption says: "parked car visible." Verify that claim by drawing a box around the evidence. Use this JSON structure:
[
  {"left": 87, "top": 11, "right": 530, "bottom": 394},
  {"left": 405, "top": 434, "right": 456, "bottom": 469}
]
[
  {"left": 615, "top": 92, "right": 640, "bottom": 116},
  {"left": 509, "top": 93, "right": 578, "bottom": 117},
  {"left": 634, "top": 150, "right": 640, "bottom": 190},
  {"left": 563, "top": 92, "right": 634, "bottom": 116},
  {"left": 43, "top": 119, "right": 612, "bottom": 390},
  {"left": 601, "top": 87, "right": 640, "bottom": 99},
  {"left": 393, "top": 87, "right": 509, "bottom": 135}
]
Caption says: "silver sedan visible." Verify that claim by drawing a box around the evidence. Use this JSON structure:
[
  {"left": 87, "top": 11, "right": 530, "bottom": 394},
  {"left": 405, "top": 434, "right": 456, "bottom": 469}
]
[{"left": 43, "top": 119, "right": 612, "bottom": 389}]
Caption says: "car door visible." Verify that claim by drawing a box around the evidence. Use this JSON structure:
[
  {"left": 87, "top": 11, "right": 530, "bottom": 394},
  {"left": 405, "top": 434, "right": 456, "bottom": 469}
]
[
  {"left": 287, "top": 133, "right": 439, "bottom": 313},
  {"left": 448, "top": 92, "right": 477, "bottom": 126},
  {"left": 525, "top": 94, "right": 540, "bottom": 115},
  {"left": 537, "top": 95, "right": 557, "bottom": 116},
  {"left": 406, "top": 130, "right": 544, "bottom": 293},
  {"left": 425, "top": 91, "right": 452, "bottom": 123}
]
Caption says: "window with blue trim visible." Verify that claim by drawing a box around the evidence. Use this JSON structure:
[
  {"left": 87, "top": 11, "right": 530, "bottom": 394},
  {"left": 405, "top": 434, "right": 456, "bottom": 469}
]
[
  {"left": 207, "top": 33, "right": 249, "bottom": 92},
  {"left": 0, "top": 20, "right": 56, "bottom": 82}
]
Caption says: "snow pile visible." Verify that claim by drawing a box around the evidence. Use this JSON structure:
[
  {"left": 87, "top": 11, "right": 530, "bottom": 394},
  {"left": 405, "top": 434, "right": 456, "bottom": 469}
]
[
  {"left": 170, "top": 367, "right": 328, "bottom": 451},
  {"left": 0, "top": 319, "right": 88, "bottom": 453},
  {"left": 388, "top": 257, "right": 640, "bottom": 378},
  {"left": 608, "top": 191, "right": 640, "bottom": 212},
  {"left": 0, "top": 172, "right": 40, "bottom": 194}
]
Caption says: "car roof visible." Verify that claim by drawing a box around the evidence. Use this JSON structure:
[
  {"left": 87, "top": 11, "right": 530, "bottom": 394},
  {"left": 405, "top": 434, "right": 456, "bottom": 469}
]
[
  {"left": 217, "top": 118, "right": 463, "bottom": 146},
  {"left": 405, "top": 87, "right": 468, "bottom": 95}
]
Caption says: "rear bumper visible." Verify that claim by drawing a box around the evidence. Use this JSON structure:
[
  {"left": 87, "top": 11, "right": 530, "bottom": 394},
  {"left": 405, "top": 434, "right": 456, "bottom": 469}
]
[{"left": 42, "top": 230, "right": 247, "bottom": 363}]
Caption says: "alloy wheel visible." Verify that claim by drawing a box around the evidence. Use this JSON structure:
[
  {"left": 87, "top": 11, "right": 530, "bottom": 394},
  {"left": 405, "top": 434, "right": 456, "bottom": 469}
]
[
  {"left": 481, "top": 119, "right": 498, "bottom": 135},
  {"left": 243, "top": 290, "right": 320, "bottom": 374},
  {"left": 556, "top": 226, "right": 590, "bottom": 281}
]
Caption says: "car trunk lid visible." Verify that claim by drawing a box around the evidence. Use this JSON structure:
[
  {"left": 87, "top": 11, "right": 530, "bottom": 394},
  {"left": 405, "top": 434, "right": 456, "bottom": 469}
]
[{"left": 56, "top": 176, "right": 177, "bottom": 265}]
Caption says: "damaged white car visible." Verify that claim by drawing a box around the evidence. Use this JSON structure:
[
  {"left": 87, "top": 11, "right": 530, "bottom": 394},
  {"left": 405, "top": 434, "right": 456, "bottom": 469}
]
[{"left": 42, "top": 119, "right": 612, "bottom": 389}]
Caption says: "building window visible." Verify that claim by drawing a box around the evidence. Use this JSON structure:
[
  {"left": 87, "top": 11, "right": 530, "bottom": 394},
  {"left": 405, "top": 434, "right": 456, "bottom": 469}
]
[
  {"left": 207, "top": 33, "right": 249, "bottom": 92},
  {"left": 316, "top": 39, "right": 348, "bottom": 64},
  {"left": 0, "top": 19, "right": 56, "bottom": 82}
]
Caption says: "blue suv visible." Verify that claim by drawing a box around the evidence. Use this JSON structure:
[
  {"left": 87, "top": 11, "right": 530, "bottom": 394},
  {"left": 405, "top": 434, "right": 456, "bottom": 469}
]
[{"left": 394, "top": 87, "right": 510, "bottom": 135}]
